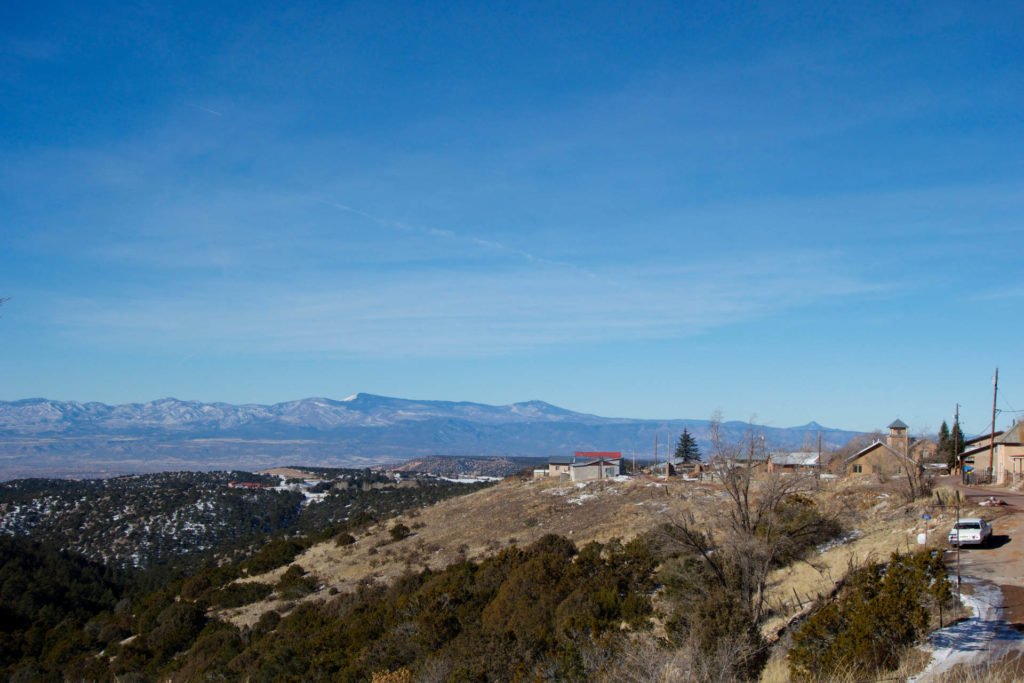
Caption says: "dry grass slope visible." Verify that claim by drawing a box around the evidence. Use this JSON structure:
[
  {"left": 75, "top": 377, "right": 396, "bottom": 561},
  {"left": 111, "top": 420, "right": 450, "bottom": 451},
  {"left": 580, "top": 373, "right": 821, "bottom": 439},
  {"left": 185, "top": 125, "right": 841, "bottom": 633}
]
[{"left": 219, "top": 473, "right": 1003, "bottom": 651}]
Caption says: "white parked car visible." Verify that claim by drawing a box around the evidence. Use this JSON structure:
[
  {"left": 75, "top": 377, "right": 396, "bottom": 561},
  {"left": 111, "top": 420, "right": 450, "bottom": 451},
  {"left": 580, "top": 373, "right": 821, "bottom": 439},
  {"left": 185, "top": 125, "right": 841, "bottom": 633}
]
[{"left": 948, "top": 518, "right": 993, "bottom": 547}]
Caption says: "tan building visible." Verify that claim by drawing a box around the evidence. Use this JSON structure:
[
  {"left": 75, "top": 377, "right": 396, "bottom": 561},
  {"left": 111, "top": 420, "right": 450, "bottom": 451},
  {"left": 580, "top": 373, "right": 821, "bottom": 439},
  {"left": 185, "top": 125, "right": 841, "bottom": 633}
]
[
  {"left": 845, "top": 419, "right": 921, "bottom": 477},
  {"left": 909, "top": 438, "right": 939, "bottom": 463},
  {"left": 540, "top": 455, "right": 575, "bottom": 479},
  {"left": 961, "top": 423, "right": 1024, "bottom": 485},
  {"left": 957, "top": 431, "right": 1002, "bottom": 480}
]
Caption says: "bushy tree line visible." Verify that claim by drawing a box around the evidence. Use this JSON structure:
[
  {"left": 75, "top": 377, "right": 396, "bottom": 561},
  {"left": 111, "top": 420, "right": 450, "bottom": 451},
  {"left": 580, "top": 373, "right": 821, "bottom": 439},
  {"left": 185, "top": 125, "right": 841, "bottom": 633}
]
[
  {"left": 0, "top": 471, "right": 496, "bottom": 680},
  {"left": 1, "top": 532, "right": 658, "bottom": 681},
  {"left": 788, "top": 550, "right": 954, "bottom": 680},
  {"left": 163, "top": 534, "right": 657, "bottom": 682},
  {"left": 0, "top": 536, "right": 129, "bottom": 679}
]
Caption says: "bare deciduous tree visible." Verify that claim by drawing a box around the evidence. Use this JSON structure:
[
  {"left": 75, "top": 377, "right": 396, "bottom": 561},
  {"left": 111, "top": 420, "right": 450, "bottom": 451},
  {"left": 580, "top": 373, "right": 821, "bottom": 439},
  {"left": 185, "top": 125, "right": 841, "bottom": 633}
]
[
  {"left": 661, "top": 415, "right": 840, "bottom": 679},
  {"left": 673, "top": 465, "right": 822, "bottom": 625}
]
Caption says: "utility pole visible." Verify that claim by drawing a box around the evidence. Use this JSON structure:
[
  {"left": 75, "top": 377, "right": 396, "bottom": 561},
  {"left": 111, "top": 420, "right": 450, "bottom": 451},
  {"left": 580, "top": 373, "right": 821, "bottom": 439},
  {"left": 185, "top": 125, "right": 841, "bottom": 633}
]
[
  {"left": 653, "top": 435, "right": 658, "bottom": 475},
  {"left": 665, "top": 431, "right": 671, "bottom": 481},
  {"left": 817, "top": 431, "right": 823, "bottom": 484},
  {"left": 955, "top": 489, "right": 962, "bottom": 602},
  {"left": 990, "top": 368, "right": 999, "bottom": 482},
  {"left": 955, "top": 404, "right": 962, "bottom": 484}
]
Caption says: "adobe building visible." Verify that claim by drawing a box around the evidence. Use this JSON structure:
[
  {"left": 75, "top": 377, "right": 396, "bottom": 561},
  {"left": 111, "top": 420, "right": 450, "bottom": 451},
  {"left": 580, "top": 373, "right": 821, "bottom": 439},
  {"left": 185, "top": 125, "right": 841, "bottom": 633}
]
[
  {"left": 959, "top": 431, "right": 999, "bottom": 478},
  {"left": 960, "top": 422, "right": 1024, "bottom": 485},
  {"left": 845, "top": 419, "right": 921, "bottom": 477},
  {"left": 545, "top": 455, "right": 575, "bottom": 479}
]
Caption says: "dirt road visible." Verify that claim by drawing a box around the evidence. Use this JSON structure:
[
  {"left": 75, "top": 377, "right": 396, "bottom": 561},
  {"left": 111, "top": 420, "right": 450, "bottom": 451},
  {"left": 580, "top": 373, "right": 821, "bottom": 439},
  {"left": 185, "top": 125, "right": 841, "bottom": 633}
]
[
  {"left": 913, "top": 483, "right": 1024, "bottom": 679},
  {"left": 949, "top": 484, "right": 1024, "bottom": 617}
]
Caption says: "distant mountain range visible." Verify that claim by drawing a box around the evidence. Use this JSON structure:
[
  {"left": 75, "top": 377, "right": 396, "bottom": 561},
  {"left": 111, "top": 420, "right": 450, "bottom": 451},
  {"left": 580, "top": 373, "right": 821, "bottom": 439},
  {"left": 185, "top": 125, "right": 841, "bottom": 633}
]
[{"left": 0, "top": 394, "right": 862, "bottom": 479}]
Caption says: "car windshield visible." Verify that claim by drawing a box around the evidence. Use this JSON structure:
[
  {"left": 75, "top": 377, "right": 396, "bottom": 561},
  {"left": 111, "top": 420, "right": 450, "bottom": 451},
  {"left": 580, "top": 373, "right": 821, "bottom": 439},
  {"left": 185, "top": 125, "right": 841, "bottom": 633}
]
[{"left": 955, "top": 522, "right": 981, "bottom": 530}]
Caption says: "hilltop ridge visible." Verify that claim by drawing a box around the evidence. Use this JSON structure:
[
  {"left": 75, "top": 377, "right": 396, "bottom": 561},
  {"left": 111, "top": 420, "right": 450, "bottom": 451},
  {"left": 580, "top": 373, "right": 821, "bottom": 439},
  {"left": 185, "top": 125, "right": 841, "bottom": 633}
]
[{"left": 0, "top": 394, "right": 862, "bottom": 479}]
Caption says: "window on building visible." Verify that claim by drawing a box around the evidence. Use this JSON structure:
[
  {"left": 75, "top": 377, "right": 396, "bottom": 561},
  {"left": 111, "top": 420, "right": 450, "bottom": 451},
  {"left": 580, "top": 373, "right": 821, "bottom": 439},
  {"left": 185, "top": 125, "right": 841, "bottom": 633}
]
[
  {"left": 872, "top": 465, "right": 882, "bottom": 474},
  {"left": 852, "top": 464, "right": 863, "bottom": 473}
]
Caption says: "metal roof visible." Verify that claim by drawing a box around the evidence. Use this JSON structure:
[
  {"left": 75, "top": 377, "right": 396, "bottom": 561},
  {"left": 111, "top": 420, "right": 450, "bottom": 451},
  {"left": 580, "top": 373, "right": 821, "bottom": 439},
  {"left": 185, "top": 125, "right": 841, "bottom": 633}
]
[
  {"left": 770, "top": 452, "right": 819, "bottom": 467},
  {"left": 572, "top": 458, "right": 620, "bottom": 468},
  {"left": 888, "top": 419, "right": 909, "bottom": 429},
  {"left": 575, "top": 451, "right": 622, "bottom": 460},
  {"left": 548, "top": 455, "right": 575, "bottom": 465}
]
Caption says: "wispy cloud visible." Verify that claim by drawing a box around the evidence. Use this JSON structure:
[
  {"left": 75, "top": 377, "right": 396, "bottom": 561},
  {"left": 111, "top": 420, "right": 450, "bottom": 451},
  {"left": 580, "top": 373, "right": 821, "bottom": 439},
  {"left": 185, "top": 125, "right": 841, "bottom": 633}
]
[
  {"left": 47, "top": 250, "right": 883, "bottom": 357},
  {"left": 966, "top": 285, "right": 1024, "bottom": 302}
]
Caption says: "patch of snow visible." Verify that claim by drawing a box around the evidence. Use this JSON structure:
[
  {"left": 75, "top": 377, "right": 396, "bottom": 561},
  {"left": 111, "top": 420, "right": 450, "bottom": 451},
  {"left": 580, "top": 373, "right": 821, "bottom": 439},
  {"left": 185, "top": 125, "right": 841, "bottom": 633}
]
[
  {"left": 816, "top": 530, "right": 862, "bottom": 554},
  {"left": 567, "top": 494, "right": 597, "bottom": 505},
  {"left": 301, "top": 492, "right": 328, "bottom": 506},
  {"left": 910, "top": 579, "right": 1024, "bottom": 682}
]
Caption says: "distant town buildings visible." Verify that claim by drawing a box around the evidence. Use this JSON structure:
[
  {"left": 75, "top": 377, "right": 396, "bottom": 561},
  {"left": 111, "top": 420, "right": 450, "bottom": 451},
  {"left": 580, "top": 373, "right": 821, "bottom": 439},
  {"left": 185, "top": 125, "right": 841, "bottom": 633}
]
[{"left": 535, "top": 451, "right": 624, "bottom": 481}]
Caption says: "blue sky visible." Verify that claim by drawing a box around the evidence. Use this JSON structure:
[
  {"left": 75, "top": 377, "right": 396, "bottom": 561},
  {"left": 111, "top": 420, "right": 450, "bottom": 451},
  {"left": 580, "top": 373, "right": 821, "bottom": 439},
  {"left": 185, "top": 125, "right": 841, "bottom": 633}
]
[{"left": 2, "top": 1, "right": 1023, "bottom": 434}]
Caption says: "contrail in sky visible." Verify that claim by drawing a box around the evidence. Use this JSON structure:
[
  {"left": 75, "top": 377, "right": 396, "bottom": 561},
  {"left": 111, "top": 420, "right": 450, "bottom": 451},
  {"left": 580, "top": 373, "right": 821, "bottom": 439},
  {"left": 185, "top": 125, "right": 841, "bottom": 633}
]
[
  {"left": 187, "top": 103, "right": 223, "bottom": 116},
  {"left": 317, "top": 199, "right": 596, "bottom": 276}
]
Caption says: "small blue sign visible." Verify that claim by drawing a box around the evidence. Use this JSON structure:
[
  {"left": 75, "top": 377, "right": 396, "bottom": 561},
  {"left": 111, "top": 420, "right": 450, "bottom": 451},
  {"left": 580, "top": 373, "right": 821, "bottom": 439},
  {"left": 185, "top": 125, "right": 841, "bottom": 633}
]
[{"left": 921, "top": 513, "right": 932, "bottom": 521}]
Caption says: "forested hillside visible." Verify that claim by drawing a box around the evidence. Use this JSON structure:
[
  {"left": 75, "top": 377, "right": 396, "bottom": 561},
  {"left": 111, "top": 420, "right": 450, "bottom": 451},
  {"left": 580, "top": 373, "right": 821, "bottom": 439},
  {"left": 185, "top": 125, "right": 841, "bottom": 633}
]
[
  {"left": 0, "top": 468, "right": 963, "bottom": 682},
  {"left": 0, "top": 470, "right": 492, "bottom": 572}
]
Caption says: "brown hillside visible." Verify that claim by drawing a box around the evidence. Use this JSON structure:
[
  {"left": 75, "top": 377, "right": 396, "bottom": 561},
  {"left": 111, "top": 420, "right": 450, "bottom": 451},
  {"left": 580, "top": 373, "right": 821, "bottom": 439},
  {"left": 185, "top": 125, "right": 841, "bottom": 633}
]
[{"left": 219, "top": 475, "right": 987, "bottom": 631}]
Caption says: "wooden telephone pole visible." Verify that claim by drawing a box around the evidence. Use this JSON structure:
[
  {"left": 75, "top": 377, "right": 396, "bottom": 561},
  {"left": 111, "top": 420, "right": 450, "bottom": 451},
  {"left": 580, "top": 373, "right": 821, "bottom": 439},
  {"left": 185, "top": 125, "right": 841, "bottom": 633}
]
[
  {"left": 954, "top": 403, "right": 962, "bottom": 483},
  {"left": 954, "top": 403, "right": 962, "bottom": 602},
  {"left": 665, "top": 431, "right": 672, "bottom": 481},
  {"left": 989, "top": 368, "right": 999, "bottom": 481},
  {"left": 653, "top": 435, "right": 658, "bottom": 475},
  {"left": 817, "top": 431, "right": 822, "bottom": 483}
]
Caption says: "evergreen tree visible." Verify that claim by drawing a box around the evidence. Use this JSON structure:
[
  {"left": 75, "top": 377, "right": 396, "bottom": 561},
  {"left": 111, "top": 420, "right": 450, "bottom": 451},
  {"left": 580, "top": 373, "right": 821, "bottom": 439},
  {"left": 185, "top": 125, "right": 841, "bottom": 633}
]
[
  {"left": 674, "top": 428, "right": 701, "bottom": 463},
  {"left": 952, "top": 423, "right": 965, "bottom": 462},
  {"left": 938, "top": 421, "right": 952, "bottom": 467},
  {"left": 938, "top": 421, "right": 967, "bottom": 470}
]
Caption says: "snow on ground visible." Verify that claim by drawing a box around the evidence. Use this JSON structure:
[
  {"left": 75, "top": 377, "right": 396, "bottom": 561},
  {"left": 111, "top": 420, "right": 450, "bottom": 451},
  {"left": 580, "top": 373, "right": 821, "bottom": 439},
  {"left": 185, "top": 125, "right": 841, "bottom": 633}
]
[
  {"left": 815, "top": 529, "right": 863, "bottom": 554},
  {"left": 440, "top": 476, "right": 501, "bottom": 484},
  {"left": 567, "top": 494, "right": 597, "bottom": 505},
  {"left": 910, "top": 579, "right": 1024, "bottom": 682}
]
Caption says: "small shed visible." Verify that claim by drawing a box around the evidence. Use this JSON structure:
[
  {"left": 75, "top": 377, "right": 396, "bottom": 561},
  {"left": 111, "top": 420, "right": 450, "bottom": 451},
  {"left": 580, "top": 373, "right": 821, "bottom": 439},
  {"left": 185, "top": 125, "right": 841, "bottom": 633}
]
[
  {"left": 575, "top": 451, "right": 623, "bottom": 475},
  {"left": 570, "top": 458, "right": 620, "bottom": 482}
]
